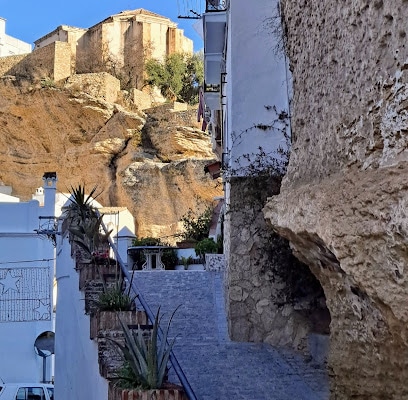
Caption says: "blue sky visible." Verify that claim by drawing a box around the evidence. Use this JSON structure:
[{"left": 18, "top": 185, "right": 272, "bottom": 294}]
[{"left": 1, "top": 1, "right": 204, "bottom": 51}]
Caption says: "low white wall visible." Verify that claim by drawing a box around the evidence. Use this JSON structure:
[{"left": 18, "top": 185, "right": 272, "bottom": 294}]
[{"left": 54, "top": 234, "right": 108, "bottom": 400}]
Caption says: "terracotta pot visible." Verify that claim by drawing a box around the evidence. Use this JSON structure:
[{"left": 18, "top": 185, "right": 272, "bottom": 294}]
[
  {"left": 78, "top": 263, "right": 123, "bottom": 290},
  {"left": 108, "top": 382, "right": 188, "bottom": 400}
]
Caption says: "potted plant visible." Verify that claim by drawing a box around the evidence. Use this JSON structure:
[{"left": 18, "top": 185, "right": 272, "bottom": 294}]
[
  {"left": 90, "top": 275, "right": 141, "bottom": 340},
  {"left": 107, "top": 307, "right": 187, "bottom": 400},
  {"left": 194, "top": 238, "right": 218, "bottom": 265},
  {"left": 180, "top": 256, "right": 193, "bottom": 270},
  {"left": 63, "top": 184, "right": 113, "bottom": 264}
]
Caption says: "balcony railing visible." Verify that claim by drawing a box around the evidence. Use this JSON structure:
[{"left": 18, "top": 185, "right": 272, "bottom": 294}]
[{"left": 206, "top": 0, "right": 228, "bottom": 12}]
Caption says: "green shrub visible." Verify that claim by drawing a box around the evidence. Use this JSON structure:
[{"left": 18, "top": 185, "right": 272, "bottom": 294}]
[
  {"left": 194, "top": 238, "right": 218, "bottom": 261},
  {"left": 180, "top": 256, "right": 194, "bottom": 270},
  {"left": 179, "top": 207, "right": 212, "bottom": 242},
  {"left": 96, "top": 285, "right": 135, "bottom": 311}
]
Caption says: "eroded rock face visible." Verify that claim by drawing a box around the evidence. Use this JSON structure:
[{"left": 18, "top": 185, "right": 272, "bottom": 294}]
[
  {"left": 264, "top": 1, "right": 408, "bottom": 398},
  {"left": 0, "top": 79, "right": 221, "bottom": 239}
]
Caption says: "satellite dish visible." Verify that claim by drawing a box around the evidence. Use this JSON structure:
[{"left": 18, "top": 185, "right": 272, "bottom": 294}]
[{"left": 34, "top": 331, "right": 55, "bottom": 357}]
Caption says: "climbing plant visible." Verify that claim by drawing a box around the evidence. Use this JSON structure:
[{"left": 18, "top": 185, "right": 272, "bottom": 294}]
[{"left": 220, "top": 108, "right": 325, "bottom": 307}]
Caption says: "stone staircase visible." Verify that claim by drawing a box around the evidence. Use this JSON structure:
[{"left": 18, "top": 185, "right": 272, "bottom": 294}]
[
  {"left": 68, "top": 239, "right": 329, "bottom": 400},
  {"left": 130, "top": 270, "right": 330, "bottom": 400},
  {"left": 77, "top": 261, "right": 188, "bottom": 400}
]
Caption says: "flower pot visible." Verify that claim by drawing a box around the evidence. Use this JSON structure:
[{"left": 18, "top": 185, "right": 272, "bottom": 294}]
[
  {"left": 108, "top": 382, "right": 188, "bottom": 400},
  {"left": 90, "top": 309, "right": 147, "bottom": 340}
]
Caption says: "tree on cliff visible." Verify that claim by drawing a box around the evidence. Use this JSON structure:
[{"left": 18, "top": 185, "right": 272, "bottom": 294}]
[{"left": 145, "top": 52, "right": 204, "bottom": 104}]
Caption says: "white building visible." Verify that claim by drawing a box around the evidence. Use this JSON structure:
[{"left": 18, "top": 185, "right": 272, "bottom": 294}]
[
  {"left": 0, "top": 172, "right": 136, "bottom": 386},
  {"left": 202, "top": 0, "right": 292, "bottom": 342},
  {"left": 0, "top": 173, "right": 56, "bottom": 383},
  {"left": 54, "top": 196, "right": 135, "bottom": 400},
  {"left": 0, "top": 17, "right": 32, "bottom": 56},
  {"left": 203, "top": 0, "right": 290, "bottom": 170}
]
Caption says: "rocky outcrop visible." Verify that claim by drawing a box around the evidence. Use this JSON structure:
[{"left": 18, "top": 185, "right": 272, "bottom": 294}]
[
  {"left": 0, "top": 78, "right": 221, "bottom": 239},
  {"left": 264, "top": 1, "right": 408, "bottom": 399}
]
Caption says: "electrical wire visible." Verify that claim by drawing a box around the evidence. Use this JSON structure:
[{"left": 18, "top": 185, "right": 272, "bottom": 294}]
[{"left": 0, "top": 258, "right": 55, "bottom": 265}]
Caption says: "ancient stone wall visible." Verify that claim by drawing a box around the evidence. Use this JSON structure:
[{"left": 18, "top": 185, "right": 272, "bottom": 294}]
[
  {"left": 225, "top": 176, "right": 328, "bottom": 353},
  {"left": 0, "top": 54, "right": 27, "bottom": 77},
  {"left": 65, "top": 72, "right": 120, "bottom": 103},
  {"left": 264, "top": 1, "right": 408, "bottom": 398},
  {"left": 0, "top": 42, "right": 71, "bottom": 82},
  {"left": 52, "top": 41, "right": 73, "bottom": 81}
]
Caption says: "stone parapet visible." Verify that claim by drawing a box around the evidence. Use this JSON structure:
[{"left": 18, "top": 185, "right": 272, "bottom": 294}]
[
  {"left": 205, "top": 253, "right": 225, "bottom": 271},
  {"left": 0, "top": 41, "right": 71, "bottom": 82}
]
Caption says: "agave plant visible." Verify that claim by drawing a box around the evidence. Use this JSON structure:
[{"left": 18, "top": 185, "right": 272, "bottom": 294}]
[
  {"left": 110, "top": 307, "right": 179, "bottom": 390},
  {"left": 64, "top": 184, "right": 101, "bottom": 227}
]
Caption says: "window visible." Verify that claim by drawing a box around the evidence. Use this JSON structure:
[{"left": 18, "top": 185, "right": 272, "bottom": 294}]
[
  {"left": 16, "top": 387, "right": 45, "bottom": 400},
  {"left": 46, "top": 388, "right": 54, "bottom": 400}
]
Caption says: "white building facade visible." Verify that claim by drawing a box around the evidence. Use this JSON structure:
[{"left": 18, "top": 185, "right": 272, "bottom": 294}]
[
  {"left": 0, "top": 18, "right": 32, "bottom": 56},
  {"left": 53, "top": 198, "right": 136, "bottom": 399},
  {"left": 203, "top": 0, "right": 295, "bottom": 344},
  {"left": 0, "top": 173, "right": 56, "bottom": 383}
]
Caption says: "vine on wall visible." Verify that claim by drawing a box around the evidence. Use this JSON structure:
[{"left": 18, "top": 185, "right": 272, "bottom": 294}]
[{"left": 224, "top": 107, "right": 326, "bottom": 310}]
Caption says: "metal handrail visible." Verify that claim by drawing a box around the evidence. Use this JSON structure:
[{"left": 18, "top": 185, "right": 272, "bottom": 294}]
[{"left": 102, "top": 224, "right": 197, "bottom": 400}]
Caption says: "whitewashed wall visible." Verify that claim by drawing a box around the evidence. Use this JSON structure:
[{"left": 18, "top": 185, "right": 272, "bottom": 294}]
[
  {"left": 54, "top": 233, "right": 108, "bottom": 400},
  {"left": 0, "top": 17, "right": 31, "bottom": 56},
  {"left": 0, "top": 199, "right": 54, "bottom": 382},
  {"left": 224, "top": 0, "right": 290, "bottom": 174}
]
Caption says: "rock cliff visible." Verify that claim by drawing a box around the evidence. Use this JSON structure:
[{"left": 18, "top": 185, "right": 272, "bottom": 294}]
[
  {"left": 264, "top": 1, "right": 408, "bottom": 399},
  {"left": 0, "top": 78, "right": 221, "bottom": 239}
]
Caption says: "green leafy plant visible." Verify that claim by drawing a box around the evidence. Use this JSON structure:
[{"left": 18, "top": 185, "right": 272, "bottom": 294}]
[
  {"left": 145, "top": 51, "right": 203, "bottom": 104},
  {"left": 179, "top": 206, "right": 213, "bottom": 242},
  {"left": 68, "top": 214, "right": 112, "bottom": 261},
  {"left": 109, "top": 307, "right": 179, "bottom": 390},
  {"left": 64, "top": 184, "right": 112, "bottom": 263},
  {"left": 96, "top": 284, "right": 135, "bottom": 312},
  {"left": 194, "top": 238, "right": 218, "bottom": 263},
  {"left": 95, "top": 264, "right": 138, "bottom": 312},
  {"left": 64, "top": 184, "right": 101, "bottom": 226}
]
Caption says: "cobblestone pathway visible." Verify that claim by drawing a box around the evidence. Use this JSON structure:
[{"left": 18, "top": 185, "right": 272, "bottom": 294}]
[{"left": 132, "top": 270, "right": 329, "bottom": 400}]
